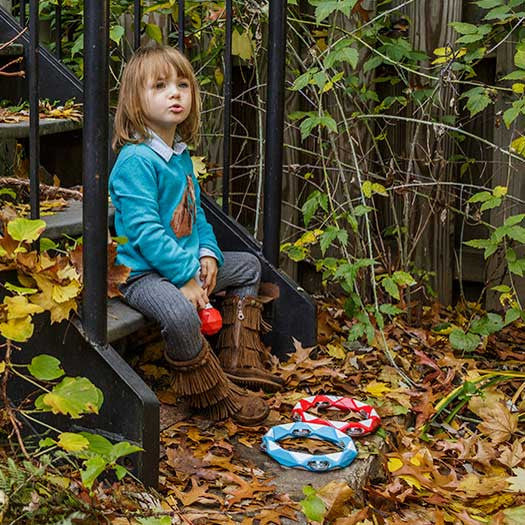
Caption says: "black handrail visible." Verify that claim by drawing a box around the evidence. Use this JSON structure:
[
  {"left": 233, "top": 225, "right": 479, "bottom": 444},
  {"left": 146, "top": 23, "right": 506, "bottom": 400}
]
[
  {"left": 263, "top": 0, "right": 287, "bottom": 267},
  {"left": 82, "top": 0, "right": 109, "bottom": 346},
  {"left": 20, "top": 0, "right": 26, "bottom": 26},
  {"left": 28, "top": 0, "right": 39, "bottom": 220},
  {"left": 55, "top": 0, "right": 62, "bottom": 60},
  {"left": 178, "top": 0, "right": 184, "bottom": 51},
  {"left": 134, "top": 0, "right": 141, "bottom": 50},
  {"left": 222, "top": 0, "right": 232, "bottom": 214}
]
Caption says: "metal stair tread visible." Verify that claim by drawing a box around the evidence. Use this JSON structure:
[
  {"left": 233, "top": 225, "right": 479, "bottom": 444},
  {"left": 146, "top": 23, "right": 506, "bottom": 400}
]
[
  {"left": 107, "top": 297, "right": 148, "bottom": 343},
  {"left": 42, "top": 199, "right": 115, "bottom": 239},
  {"left": 0, "top": 42, "right": 23, "bottom": 56},
  {"left": 0, "top": 118, "right": 82, "bottom": 138}
]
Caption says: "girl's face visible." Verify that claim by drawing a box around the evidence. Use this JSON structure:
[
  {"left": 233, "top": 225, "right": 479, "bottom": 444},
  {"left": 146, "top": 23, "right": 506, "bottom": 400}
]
[{"left": 142, "top": 69, "right": 193, "bottom": 139}]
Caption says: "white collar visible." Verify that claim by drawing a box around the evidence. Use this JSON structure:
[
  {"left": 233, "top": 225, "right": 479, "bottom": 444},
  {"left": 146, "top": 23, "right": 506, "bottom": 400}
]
[{"left": 143, "top": 129, "right": 187, "bottom": 162}]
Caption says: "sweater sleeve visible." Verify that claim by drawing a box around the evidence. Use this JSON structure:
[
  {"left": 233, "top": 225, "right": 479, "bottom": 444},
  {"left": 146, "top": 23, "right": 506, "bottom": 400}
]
[
  {"left": 110, "top": 154, "right": 201, "bottom": 287},
  {"left": 190, "top": 166, "right": 224, "bottom": 267}
]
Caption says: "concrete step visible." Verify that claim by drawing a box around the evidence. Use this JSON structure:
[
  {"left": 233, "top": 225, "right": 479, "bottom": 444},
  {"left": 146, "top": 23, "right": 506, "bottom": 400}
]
[
  {"left": 42, "top": 199, "right": 115, "bottom": 240},
  {"left": 42, "top": 200, "right": 145, "bottom": 343},
  {"left": 0, "top": 42, "right": 24, "bottom": 56},
  {"left": 107, "top": 297, "right": 148, "bottom": 343},
  {"left": 0, "top": 118, "right": 82, "bottom": 139}
]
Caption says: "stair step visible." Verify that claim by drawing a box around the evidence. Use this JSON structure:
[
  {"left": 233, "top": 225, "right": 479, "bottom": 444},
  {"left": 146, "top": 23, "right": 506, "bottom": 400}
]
[
  {"left": 42, "top": 199, "right": 115, "bottom": 240},
  {"left": 0, "top": 118, "right": 82, "bottom": 139},
  {"left": 107, "top": 298, "right": 148, "bottom": 343},
  {"left": 0, "top": 42, "right": 24, "bottom": 56}
]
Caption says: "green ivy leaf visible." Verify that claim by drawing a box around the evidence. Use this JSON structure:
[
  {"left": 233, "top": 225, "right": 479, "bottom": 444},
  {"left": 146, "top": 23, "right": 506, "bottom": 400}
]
[
  {"left": 505, "top": 308, "right": 521, "bottom": 325},
  {"left": 392, "top": 271, "right": 416, "bottom": 287},
  {"left": 461, "top": 87, "right": 491, "bottom": 117},
  {"left": 450, "top": 22, "right": 478, "bottom": 34},
  {"left": 480, "top": 196, "right": 502, "bottom": 212},
  {"left": 507, "top": 225, "right": 525, "bottom": 243},
  {"left": 381, "top": 277, "right": 400, "bottom": 300},
  {"left": 300, "top": 485, "right": 326, "bottom": 522},
  {"left": 449, "top": 329, "right": 481, "bottom": 352},
  {"left": 475, "top": 0, "right": 503, "bottom": 7},
  {"left": 109, "top": 441, "right": 143, "bottom": 462},
  {"left": 7, "top": 218, "right": 46, "bottom": 242},
  {"left": 137, "top": 518, "right": 172, "bottom": 525},
  {"left": 504, "top": 214, "right": 525, "bottom": 227},
  {"left": 28, "top": 354, "right": 65, "bottom": 381},
  {"left": 109, "top": 25, "right": 125, "bottom": 44},
  {"left": 39, "top": 237, "right": 58, "bottom": 252},
  {"left": 57, "top": 432, "right": 90, "bottom": 452},
  {"left": 379, "top": 304, "right": 405, "bottom": 316},
  {"left": 145, "top": 23, "right": 162, "bottom": 44},
  {"left": 468, "top": 191, "right": 492, "bottom": 203},
  {"left": 81, "top": 456, "right": 108, "bottom": 489},
  {"left": 79, "top": 432, "right": 113, "bottom": 458},
  {"left": 38, "top": 377, "right": 104, "bottom": 419},
  {"left": 4, "top": 282, "right": 37, "bottom": 295},
  {"left": 470, "top": 313, "right": 504, "bottom": 336},
  {"left": 310, "top": 0, "right": 358, "bottom": 23}
]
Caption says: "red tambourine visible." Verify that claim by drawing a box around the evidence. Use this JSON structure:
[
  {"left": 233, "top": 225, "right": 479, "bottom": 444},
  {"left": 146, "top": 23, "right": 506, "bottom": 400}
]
[{"left": 291, "top": 395, "right": 381, "bottom": 437}]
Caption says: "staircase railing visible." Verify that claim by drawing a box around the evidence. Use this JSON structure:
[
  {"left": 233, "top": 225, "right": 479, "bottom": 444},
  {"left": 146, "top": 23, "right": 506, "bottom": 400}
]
[{"left": 12, "top": 0, "right": 288, "bottom": 345}]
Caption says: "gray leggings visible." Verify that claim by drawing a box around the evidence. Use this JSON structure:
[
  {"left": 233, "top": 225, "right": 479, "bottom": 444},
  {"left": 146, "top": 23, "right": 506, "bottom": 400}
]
[{"left": 121, "top": 251, "right": 261, "bottom": 361}]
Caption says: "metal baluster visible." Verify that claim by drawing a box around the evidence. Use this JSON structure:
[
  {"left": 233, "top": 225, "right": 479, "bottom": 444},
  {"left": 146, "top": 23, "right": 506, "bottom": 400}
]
[
  {"left": 28, "top": 0, "right": 39, "bottom": 220},
  {"left": 134, "top": 0, "right": 141, "bottom": 50},
  {"left": 263, "top": 0, "right": 287, "bottom": 267},
  {"left": 222, "top": 0, "right": 232, "bottom": 214},
  {"left": 178, "top": 0, "right": 184, "bottom": 52},
  {"left": 83, "top": 0, "right": 109, "bottom": 346},
  {"left": 20, "top": 0, "right": 26, "bottom": 26},
  {"left": 55, "top": 0, "right": 62, "bottom": 60}
]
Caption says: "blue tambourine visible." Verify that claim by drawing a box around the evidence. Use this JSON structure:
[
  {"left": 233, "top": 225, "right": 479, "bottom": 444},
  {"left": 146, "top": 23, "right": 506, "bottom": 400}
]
[{"left": 260, "top": 422, "right": 357, "bottom": 472}]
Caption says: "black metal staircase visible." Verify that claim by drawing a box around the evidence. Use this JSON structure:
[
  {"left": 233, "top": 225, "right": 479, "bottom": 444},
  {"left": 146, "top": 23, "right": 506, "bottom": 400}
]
[{"left": 0, "top": 1, "right": 316, "bottom": 487}]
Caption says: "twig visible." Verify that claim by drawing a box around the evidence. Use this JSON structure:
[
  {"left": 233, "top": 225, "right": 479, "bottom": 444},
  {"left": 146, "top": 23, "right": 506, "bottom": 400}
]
[
  {"left": 1, "top": 340, "right": 30, "bottom": 459},
  {"left": 0, "top": 177, "right": 83, "bottom": 200}
]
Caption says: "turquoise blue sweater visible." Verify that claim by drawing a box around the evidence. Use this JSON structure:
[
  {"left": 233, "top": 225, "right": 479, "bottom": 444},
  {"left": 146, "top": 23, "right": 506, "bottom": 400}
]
[{"left": 109, "top": 142, "right": 224, "bottom": 288}]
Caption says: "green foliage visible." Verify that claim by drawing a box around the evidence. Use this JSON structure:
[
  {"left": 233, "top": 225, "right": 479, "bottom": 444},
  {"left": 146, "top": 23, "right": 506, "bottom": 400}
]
[{"left": 300, "top": 485, "right": 326, "bottom": 522}]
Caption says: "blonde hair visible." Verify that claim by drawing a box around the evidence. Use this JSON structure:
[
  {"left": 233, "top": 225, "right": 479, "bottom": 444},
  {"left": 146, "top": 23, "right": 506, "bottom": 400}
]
[{"left": 112, "top": 45, "right": 201, "bottom": 151}]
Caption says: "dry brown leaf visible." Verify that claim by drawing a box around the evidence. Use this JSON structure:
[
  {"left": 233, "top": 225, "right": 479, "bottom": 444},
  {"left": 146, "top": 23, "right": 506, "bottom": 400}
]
[{"left": 477, "top": 403, "right": 518, "bottom": 444}]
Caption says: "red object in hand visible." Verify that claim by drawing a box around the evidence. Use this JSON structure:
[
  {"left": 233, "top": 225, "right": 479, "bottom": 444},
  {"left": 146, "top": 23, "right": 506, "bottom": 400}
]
[{"left": 199, "top": 303, "right": 223, "bottom": 336}]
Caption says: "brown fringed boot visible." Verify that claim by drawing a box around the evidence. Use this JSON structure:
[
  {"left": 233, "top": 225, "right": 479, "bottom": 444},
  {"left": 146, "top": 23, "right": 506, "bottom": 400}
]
[
  {"left": 165, "top": 338, "right": 269, "bottom": 425},
  {"left": 217, "top": 295, "right": 284, "bottom": 392}
]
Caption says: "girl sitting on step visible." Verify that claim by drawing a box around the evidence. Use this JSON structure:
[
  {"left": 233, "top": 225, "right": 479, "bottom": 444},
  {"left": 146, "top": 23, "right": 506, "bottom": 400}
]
[{"left": 109, "top": 45, "right": 283, "bottom": 426}]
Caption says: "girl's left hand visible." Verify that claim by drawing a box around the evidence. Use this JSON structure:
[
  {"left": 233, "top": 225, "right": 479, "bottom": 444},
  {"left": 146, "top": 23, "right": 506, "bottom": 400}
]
[{"left": 200, "top": 256, "right": 218, "bottom": 294}]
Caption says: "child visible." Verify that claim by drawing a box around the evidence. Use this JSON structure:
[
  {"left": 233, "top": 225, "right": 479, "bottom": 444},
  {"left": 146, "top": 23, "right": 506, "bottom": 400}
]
[{"left": 109, "top": 46, "right": 282, "bottom": 426}]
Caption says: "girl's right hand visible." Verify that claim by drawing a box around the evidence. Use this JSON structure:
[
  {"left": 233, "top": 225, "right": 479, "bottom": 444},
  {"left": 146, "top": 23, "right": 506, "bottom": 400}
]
[{"left": 180, "top": 278, "right": 209, "bottom": 309}]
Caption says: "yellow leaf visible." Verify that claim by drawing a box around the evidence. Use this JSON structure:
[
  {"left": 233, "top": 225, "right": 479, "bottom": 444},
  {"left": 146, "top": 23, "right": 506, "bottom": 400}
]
[
  {"left": 39, "top": 253, "right": 56, "bottom": 270},
  {"left": 214, "top": 67, "right": 224, "bottom": 88},
  {"left": 232, "top": 28, "right": 253, "bottom": 61},
  {"left": 399, "top": 475, "right": 422, "bottom": 490},
  {"left": 387, "top": 457, "right": 403, "bottom": 472},
  {"left": 512, "top": 83, "right": 525, "bottom": 94},
  {"left": 4, "top": 295, "right": 44, "bottom": 320},
  {"left": 365, "top": 381, "right": 391, "bottom": 397},
  {"left": 511, "top": 137, "right": 525, "bottom": 157},
  {"left": 362, "top": 180, "right": 372, "bottom": 198},
  {"left": 372, "top": 182, "right": 388, "bottom": 196},
  {"left": 56, "top": 264, "right": 79, "bottom": 281},
  {"left": 326, "top": 343, "right": 346, "bottom": 359},
  {"left": 0, "top": 316, "right": 34, "bottom": 342},
  {"left": 57, "top": 432, "right": 89, "bottom": 452},
  {"left": 191, "top": 155, "right": 207, "bottom": 176},
  {"left": 51, "top": 281, "right": 81, "bottom": 304},
  {"left": 493, "top": 185, "right": 508, "bottom": 198},
  {"left": 432, "top": 47, "right": 467, "bottom": 64},
  {"left": 0, "top": 361, "right": 5, "bottom": 374}
]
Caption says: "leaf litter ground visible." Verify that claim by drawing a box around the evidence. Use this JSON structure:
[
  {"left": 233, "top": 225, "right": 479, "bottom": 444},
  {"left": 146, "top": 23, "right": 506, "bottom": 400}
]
[
  {"left": 108, "top": 297, "right": 524, "bottom": 524},
  {"left": 6, "top": 296, "right": 525, "bottom": 524}
]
